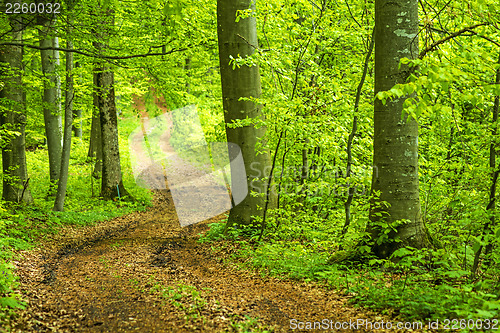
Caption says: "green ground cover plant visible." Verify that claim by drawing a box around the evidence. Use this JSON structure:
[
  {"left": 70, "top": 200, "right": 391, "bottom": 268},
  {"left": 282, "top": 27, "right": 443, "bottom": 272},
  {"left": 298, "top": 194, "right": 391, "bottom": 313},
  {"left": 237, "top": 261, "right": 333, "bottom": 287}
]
[{"left": 0, "top": 107, "right": 153, "bottom": 315}]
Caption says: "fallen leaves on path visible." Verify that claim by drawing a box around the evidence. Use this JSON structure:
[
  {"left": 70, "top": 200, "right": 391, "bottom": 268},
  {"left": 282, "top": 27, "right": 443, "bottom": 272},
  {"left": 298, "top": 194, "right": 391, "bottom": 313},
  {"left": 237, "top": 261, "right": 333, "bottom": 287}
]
[{"left": 0, "top": 190, "right": 431, "bottom": 333}]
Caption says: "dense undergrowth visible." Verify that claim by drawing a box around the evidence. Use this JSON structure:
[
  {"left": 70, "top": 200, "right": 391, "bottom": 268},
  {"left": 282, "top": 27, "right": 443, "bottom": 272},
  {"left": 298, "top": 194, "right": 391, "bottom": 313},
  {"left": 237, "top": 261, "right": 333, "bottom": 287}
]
[
  {"left": 1, "top": 92, "right": 499, "bottom": 329},
  {"left": 0, "top": 111, "right": 153, "bottom": 318},
  {"left": 199, "top": 212, "right": 500, "bottom": 326}
]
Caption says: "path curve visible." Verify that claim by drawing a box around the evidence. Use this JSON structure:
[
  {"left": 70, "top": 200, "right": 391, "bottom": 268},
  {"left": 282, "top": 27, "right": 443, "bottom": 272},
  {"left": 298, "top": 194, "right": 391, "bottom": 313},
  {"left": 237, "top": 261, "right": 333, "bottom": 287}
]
[
  {"left": 5, "top": 190, "right": 416, "bottom": 332},
  {"left": 3, "top": 95, "right": 418, "bottom": 332}
]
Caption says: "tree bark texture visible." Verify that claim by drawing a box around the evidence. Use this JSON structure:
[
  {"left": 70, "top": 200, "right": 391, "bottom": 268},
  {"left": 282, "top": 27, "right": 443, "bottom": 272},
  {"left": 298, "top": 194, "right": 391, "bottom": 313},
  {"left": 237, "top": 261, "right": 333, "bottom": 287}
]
[
  {"left": 98, "top": 68, "right": 128, "bottom": 200},
  {"left": 217, "top": 0, "right": 274, "bottom": 226},
  {"left": 369, "top": 0, "right": 431, "bottom": 258},
  {"left": 93, "top": 8, "right": 129, "bottom": 200},
  {"left": 38, "top": 15, "right": 62, "bottom": 189},
  {"left": 0, "top": 17, "right": 33, "bottom": 204},
  {"left": 471, "top": 52, "right": 500, "bottom": 276},
  {"left": 89, "top": 66, "right": 103, "bottom": 177},
  {"left": 53, "top": 13, "right": 75, "bottom": 211},
  {"left": 72, "top": 62, "right": 83, "bottom": 138}
]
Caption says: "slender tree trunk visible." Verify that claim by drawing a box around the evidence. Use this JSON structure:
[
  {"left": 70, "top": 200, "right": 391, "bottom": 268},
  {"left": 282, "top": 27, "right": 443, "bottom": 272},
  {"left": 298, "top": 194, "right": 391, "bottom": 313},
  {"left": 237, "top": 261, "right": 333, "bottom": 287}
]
[
  {"left": 342, "top": 29, "right": 374, "bottom": 239},
  {"left": 185, "top": 57, "right": 191, "bottom": 94},
  {"left": 93, "top": 8, "right": 129, "bottom": 200},
  {"left": 38, "top": 15, "right": 63, "bottom": 192},
  {"left": 301, "top": 146, "right": 308, "bottom": 185},
  {"left": 296, "top": 140, "right": 309, "bottom": 206},
  {"left": 310, "top": 146, "right": 321, "bottom": 212},
  {"left": 72, "top": 62, "right": 83, "bottom": 139},
  {"left": 0, "top": 16, "right": 33, "bottom": 204},
  {"left": 89, "top": 66, "right": 103, "bottom": 178},
  {"left": 484, "top": 55, "right": 500, "bottom": 260},
  {"left": 53, "top": 6, "right": 75, "bottom": 211},
  {"left": 368, "top": 0, "right": 432, "bottom": 258},
  {"left": 88, "top": 65, "right": 99, "bottom": 159},
  {"left": 471, "top": 52, "right": 500, "bottom": 276},
  {"left": 98, "top": 68, "right": 129, "bottom": 200},
  {"left": 217, "top": 0, "right": 274, "bottom": 227}
]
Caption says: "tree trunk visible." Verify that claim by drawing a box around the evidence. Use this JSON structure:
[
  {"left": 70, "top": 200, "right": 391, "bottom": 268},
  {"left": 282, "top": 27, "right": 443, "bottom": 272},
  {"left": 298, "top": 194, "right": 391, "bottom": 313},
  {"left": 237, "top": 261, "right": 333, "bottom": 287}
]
[
  {"left": 296, "top": 140, "right": 309, "bottom": 206},
  {"left": 185, "top": 57, "right": 191, "bottom": 94},
  {"left": 38, "top": 15, "right": 62, "bottom": 192},
  {"left": 53, "top": 8, "right": 75, "bottom": 212},
  {"left": 0, "top": 16, "right": 33, "bottom": 204},
  {"left": 471, "top": 51, "right": 500, "bottom": 276},
  {"left": 93, "top": 8, "right": 129, "bottom": 200},
  {"left": 72, "top": 62, "right": 83, "bottom": 139},
  {"left": 89, "top": 66, "right": 103, "bottom": 178},
  {"left": 217, "top": 0, "right": 274, "bottom": 227},
  {"left": 368, "top": 0, "right": 432, "bottom": 258},
  {"left": 342, "top": 29, "right": 375, "bottom": 239},
  {"left": 98, "top": 68, "right": 129, "bottom": 200}
]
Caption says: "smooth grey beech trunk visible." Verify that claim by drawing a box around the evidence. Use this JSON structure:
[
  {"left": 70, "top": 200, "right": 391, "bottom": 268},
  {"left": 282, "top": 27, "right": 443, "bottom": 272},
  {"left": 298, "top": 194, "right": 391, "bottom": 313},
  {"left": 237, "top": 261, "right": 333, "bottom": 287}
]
[
  {"left": 89, "top": 66, "right": 103, "bottom": 178},
  {"left": 369, "top": 0, "right": 431, "bottom": 258},
  {"left": 38, "top": 15, "right": 62, "bottom": 190},
  {"left": 0, "top": 17, "right": 33, "bottom": 204},
  {"left": 53, "top": 8, "right": 75, "bottom": 212},
  {"left": 217, "top": 0, "right": 274, "bottom": 226},
  {"left": 72, "top": 62, "right": 83, "bottom": 139}
]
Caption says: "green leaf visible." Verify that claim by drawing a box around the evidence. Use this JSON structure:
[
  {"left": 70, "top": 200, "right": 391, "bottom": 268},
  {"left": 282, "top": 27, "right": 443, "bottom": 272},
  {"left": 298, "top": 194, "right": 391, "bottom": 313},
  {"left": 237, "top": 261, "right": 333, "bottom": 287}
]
[
  {"left": 391, "top": 247, "right": 413, "bottom": 258},
  {"left": 443, "top": 270, "right": 468, "bottom": 278},
  {"left": 475, "top": 309, "right": 496, "bottom": 318},
  {"left": 0, "top": 296, "right": 24, "bottom": 309}
]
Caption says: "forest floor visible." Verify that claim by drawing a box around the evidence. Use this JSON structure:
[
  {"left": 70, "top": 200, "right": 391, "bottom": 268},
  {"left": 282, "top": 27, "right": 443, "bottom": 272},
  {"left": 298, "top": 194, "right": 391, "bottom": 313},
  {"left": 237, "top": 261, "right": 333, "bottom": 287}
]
[
  {"left": 3, "top": 190, "right": 423, "bottom": 333},
  {"left": 1, "top": 95, "right": 427, "bottom": 332},
  {"left": 2, "top": 191, "right": 422, "bottom": 332}
]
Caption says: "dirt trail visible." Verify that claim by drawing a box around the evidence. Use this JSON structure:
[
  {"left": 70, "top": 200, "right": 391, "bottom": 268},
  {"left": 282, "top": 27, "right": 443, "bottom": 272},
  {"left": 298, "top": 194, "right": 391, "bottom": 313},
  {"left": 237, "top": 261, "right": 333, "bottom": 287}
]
[
  {"left": 6, "top": 191, "right": 411, "bottom": 333},
  {"left": 2, "top": 96, "right": 418, "bottom": 332}
]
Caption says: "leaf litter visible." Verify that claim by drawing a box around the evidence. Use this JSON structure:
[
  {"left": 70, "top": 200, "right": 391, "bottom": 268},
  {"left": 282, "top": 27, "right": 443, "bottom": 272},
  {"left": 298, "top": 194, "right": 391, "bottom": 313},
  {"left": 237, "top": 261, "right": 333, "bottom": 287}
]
[
  {"left": 2, "top": 94, "right": 427, "bottom": 332},
  {"left": 0, "top": 190, "right": 432, "bottom": 332}
]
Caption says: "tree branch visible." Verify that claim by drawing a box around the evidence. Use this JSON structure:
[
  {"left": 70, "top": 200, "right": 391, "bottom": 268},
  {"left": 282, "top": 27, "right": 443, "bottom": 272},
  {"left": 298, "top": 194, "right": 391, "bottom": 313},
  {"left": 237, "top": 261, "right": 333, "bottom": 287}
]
[
  {"left": 0, "top": 42, "right": 188, "bottom": 60},
  {"left": 419, "top": 22, "right": 490, "bottom": 59},
  {"left": 468, "top": 31, "right": 500, "bottom": 48}
]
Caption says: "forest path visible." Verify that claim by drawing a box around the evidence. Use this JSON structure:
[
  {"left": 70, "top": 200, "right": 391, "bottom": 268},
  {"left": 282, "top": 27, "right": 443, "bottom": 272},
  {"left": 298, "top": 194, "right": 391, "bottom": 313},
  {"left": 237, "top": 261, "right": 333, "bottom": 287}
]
[
  {"left": 5, "top": 96, "right": 414, "bottom": 332},
  {"left": 8, "top": 191, "right": 409, "bottom": 333}
]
